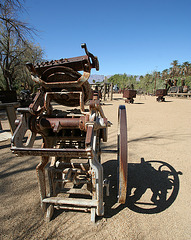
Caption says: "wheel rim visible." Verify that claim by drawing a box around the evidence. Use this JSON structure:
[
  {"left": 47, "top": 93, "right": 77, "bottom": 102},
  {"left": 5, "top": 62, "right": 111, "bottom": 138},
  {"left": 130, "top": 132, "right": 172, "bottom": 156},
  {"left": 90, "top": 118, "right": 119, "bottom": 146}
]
[{"left": 117, "top": 105, "right": 128, "bottom": 204}]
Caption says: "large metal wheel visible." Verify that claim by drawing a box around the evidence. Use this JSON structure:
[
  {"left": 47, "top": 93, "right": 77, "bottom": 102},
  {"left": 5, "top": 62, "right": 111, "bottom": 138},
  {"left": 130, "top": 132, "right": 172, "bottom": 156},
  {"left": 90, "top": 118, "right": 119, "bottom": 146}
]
[{"left": 117, "top": 105, "right": 128, "bottom": 204}]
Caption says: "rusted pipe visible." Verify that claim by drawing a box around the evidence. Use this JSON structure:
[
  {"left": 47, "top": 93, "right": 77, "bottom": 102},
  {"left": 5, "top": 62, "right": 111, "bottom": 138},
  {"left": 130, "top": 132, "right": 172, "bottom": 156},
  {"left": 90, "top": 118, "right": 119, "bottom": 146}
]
[{"left": 39, "top": 116, "right": 87, "bottom": 132}]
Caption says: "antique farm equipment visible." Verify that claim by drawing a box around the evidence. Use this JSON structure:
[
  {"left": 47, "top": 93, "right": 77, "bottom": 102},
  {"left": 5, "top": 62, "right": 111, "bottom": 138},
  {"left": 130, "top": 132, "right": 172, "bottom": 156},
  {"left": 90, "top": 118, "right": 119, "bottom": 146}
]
[
  {"left": 156, "top": 89, "right": 167, "bottom": 102},
  {"left": 166, "top": 78, "right": 189, "bottom": 94},
  {"left": 11, "top": 44, "right": 128, "bottom": 223},
  {"left": 90, "top": 83, "right": 113, "bottom": 101},
  {"left": 123, "top": 89, "right": 137, "bottom": 103}
]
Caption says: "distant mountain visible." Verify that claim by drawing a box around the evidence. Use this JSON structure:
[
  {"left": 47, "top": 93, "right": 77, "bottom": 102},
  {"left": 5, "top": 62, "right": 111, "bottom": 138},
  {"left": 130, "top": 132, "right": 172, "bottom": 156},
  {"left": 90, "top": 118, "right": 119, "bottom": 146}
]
[
  {"left": 88, "top": 74, "right": 105, "bottom": 83},
  {"left": 89, "top": 74, "right": 118, "bottom": 83},
  {"left": 88, "top": 74, "right": 137, "bottom": 83}
]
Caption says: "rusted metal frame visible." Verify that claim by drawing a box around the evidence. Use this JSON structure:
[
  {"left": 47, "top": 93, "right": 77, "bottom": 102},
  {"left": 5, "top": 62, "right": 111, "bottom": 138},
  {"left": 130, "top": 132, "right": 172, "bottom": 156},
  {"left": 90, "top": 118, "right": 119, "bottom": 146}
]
[
  {"left": 11, "top": 44, "right": 104, "bottom": 222},
  {"left": 43, "top": 71, "right": 90, "bottom": 88},
  {"left": 11, "top": 112, "right": 36, "bottom": 148},
  {"left": 37, "top": 155, "right": 49, "bottom": 212},
  {"left": 55, "top": 206, "right": 91, "bottom": 212},
  {"left": 86, "top": 124, "right": 104, "bottom": 217},
  {"left": 36, "top": 138, "right": 55, "bottom": 212},
  {"left": 43, "top": 126, "right": 97, "bottom": 217},
  {"left": 86, "top": 102, "right": 109, "bottom": 145},
  {"left": 28, "top": 90, "right": 45, "bottom": 115},
  {"left": 81, "top": 43, "right": 99, "bottom": 71},
  {"left": 30, "top": 75, "right": 47, "bottom": 88},
  {"left": 92, "top": 128, "right": 104, "bottom": 216},
  {"left": 41, "top": 66, "right": 81, "bottom": 81},
  {"left": 42, "top": 197, "right": 98, "bottom": 207},
  {"left": 49, "top": 143, "right": 67, "bottom": 196},
  {"left": 11, "top": 106, "right": 88, "bottom": 151},
  {"left": 55, "top": 162, "right": 90, "bottom": 171},
  {"left": 48, "top": 163, "right": 58, "bottom": 197},
  {"left": 32, "top": 44, "right": 98, "bottom": 74},
  {"left": 12, "top": 131, "right": 86, "bottom": 153},
  {"left": 48, "top": 147, "right": 63, "bottom": 198},
  {"left": 96, "top": 130, "right": 101, "bottom": 163},
  {"left": 52, "top": 167, "right": 87, "bottom": 176},
  {"left": 33, "top": 55, "right": 90, "bottom": 73},
  {"left": 117, "top": 105, "right": 128, "bottom": 204},
  {"left": 80, "top": 89, "right": 86, "bottom": 114},
  {"left": 44, "top": 91, "right": 87, "bottom": 115},
  {"left": 88, "top": 100, "right": 106, "bottom": 119},
  {"left": 38, "top": 116, "right": 87, "bottom": 133},
  {"left": 11, "top": 147, "right": 91, "bottom": 157},
  {"left": 3, "top": 104, "right": 18, "bottom": 134},
  {"left": 44, "top": 92, "right": 81, "bottom": 114},
  {"left": 53, "top": 172, "right": 90, "bottom": 191},
  {"left": 29, "top": 72, "right": 90, "bottom": 90}
]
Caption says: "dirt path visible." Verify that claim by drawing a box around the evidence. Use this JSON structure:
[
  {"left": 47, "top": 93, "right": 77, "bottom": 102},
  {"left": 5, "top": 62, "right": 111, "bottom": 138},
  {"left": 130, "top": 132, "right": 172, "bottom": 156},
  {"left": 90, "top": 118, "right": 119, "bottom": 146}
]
[{"left": 0, "top": 94, "right": 190, "bottom": 240}]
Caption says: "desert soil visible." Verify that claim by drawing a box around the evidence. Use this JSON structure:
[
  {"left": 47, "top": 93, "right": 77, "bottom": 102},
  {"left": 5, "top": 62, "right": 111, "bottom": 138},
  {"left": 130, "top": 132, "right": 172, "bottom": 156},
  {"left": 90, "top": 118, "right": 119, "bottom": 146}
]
[{"left": 0, "top": 94, "right": 191, "bottom": 240}]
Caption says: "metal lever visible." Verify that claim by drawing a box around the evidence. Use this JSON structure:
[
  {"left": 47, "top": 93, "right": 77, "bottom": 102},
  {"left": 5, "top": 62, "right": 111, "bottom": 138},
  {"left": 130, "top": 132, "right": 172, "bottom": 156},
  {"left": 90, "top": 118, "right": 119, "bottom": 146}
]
[{"left": 81, "top": 43, "right": 99, "bottom": 71}]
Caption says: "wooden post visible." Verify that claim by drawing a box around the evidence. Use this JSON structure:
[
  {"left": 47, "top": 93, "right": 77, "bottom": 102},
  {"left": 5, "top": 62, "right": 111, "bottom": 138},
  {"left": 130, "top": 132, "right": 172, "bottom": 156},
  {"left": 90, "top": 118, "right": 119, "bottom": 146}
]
[
  {"left": 103, "top": 76, "right": 108, "bottom": 101},
  {"left": 110, "top": 83, "right": 113, "bottom": 101},
  {"left": 6, "top": 105, "right": 17, "bottom": 134},
  {"left": 103, "top": 83, "right": 106, "bottom": 101},
  {"left": 107, "top": 84, "right": 110, "bottom": 98},
  {"left": 0, "top": 102, "right": 20, "bottom": 135}
]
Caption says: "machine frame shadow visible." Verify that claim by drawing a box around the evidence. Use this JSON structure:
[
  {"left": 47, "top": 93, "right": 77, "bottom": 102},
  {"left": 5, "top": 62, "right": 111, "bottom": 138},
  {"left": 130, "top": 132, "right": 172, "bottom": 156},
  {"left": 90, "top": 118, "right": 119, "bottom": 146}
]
[{"left": 102, "top": 158, "right": 182, "bottom": 218}]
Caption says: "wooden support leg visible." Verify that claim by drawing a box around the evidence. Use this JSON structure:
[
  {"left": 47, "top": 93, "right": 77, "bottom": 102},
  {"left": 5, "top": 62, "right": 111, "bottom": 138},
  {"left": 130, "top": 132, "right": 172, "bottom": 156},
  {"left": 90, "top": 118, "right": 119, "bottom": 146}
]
[
  {"left": 5, "top": 105, "right": 17, "bottom": 134},
  {"left": 36, "top": 156, "right": 49, "bottom": 212}
]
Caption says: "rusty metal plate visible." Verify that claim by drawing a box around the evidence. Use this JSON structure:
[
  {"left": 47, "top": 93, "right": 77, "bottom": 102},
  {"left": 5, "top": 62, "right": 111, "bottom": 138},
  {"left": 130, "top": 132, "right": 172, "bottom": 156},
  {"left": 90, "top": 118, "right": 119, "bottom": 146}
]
[
  {"left": 117, "top": 105, "right": 128, "bottom": 204},
  {"left": 156, "top": 89, "right": 167, "bottom": 96},
  {"left": 123, "top": 89, "right": 136, "bottom": 99}
]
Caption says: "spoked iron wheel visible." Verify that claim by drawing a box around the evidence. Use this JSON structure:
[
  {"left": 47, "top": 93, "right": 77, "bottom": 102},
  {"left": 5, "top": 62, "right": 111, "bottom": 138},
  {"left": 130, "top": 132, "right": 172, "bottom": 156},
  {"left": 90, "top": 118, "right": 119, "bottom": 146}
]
[{"left": 117, "top": 105, "right": 128, "bottom": 204}]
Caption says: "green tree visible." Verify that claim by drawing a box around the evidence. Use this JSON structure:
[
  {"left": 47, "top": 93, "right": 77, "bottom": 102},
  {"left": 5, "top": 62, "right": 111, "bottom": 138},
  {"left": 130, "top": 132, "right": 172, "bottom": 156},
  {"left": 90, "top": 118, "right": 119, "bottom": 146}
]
[
  {"left": 0, "top": 0, "right": 32, "bottom": 42},
  {"left": 0, "top": 0, "right": 43, "bottom": 91}
]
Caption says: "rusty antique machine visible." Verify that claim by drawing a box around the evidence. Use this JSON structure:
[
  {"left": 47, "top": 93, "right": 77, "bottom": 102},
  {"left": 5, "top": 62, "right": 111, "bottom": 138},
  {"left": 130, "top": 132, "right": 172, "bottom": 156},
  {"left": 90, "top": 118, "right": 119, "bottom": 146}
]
[
  {"left": 155, "top": 89, "right": 167, "bottom": 102},
  {"left": 123, "top": 89, "right": 137, "bottom": 103},
  {"left": 11, "top": 44, "right": 128, "bottom": 222}
]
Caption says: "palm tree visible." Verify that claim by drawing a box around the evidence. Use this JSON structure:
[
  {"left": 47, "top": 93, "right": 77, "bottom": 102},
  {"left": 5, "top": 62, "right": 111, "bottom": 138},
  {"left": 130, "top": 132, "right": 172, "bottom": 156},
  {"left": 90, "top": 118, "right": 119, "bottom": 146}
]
[
  {"left": 170, "top": 60, "right": 179, "bottom": 78},
  {"left": 162, "top": 69, "right": 169, "bottom": 80},
  {"left": 181, "top": 61, "right": 190, "bottom": 77},
  {"left": 171, "top": 60, "right": 178, "bottom": 68}
]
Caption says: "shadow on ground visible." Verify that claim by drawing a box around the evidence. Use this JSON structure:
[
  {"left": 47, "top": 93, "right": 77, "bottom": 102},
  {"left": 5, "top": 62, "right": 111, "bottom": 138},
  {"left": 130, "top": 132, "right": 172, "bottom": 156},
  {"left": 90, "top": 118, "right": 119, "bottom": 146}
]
[
  {"left": 133, "top": 102, "right": 145, "bottom": 104},
  {"left": 42, "top": 157, "right": 182, "bottom": 222},
  {"left": 102, "top": 158, "right": 182, "bottom": 218}
]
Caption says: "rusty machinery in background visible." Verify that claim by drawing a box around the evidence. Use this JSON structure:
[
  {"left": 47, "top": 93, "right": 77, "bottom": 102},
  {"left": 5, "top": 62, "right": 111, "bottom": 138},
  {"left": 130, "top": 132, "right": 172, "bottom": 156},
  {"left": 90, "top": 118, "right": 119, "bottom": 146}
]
[
  {"left": 11, "top": 44, "right": 128, "bottom": 223},
  {"left": 166, "top": 78, "right": 189, "bottom": 94},
  {"left": 155, "top": 89, "right": 167, "bottom": 102},
  {"left": 123, "top": 89, "right": 137, "bottom": 103},
  {"left": 90, "top": 83, "right": 113, "bottom": 101},
  {"left": 156, "top": 78, "right": 190, "bottom": 102}
]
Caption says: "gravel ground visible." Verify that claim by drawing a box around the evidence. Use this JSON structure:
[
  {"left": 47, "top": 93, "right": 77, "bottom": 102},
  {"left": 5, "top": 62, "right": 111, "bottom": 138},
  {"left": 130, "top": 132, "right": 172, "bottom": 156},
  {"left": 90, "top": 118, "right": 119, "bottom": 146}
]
[{"left": 0, "top": 94, "right": 190, "bottom": 240}]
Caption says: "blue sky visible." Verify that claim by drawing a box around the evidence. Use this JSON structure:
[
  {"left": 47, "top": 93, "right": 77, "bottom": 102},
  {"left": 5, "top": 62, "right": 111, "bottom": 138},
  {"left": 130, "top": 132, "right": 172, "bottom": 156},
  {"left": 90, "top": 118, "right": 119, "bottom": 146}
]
[{"left": 23, "top": 0, "right": 191, "bottom": 76}]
